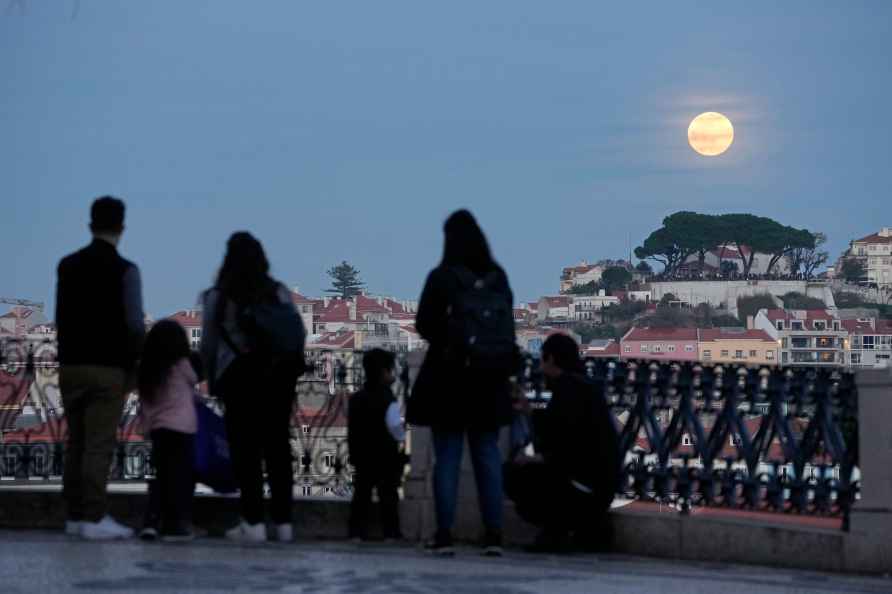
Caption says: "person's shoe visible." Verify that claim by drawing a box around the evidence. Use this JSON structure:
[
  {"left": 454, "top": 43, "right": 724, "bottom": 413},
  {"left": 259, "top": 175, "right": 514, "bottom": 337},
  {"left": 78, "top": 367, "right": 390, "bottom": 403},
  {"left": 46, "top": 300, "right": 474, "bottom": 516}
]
[
  {"left": 80, "top": 516, "right": 134, "bottom": 541},
  {"left": 275, "top": 523, "right": 293, "bottom": 543},
  {"left": 64, "top": 521, "right": 82, "bottom": 537},
  {"left": 424, "top": 531, "right": 455, "bottom": 556},
  {"left": 482, "top": 529, "right": 503, "bottom": 557},
  {"left": 161, "top": 529, "right": 195, "bottom": 543},
  {"left": 225, "top": 520, "right": 267, "bottom": 543},
  {"left": 138, "top": 526, "right": 159, "bottom": 541}
]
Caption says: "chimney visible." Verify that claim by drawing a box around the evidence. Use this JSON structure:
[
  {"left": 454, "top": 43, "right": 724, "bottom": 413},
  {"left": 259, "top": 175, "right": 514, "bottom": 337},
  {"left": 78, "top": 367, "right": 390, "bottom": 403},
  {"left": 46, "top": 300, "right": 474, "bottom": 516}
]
[
  {"left": 880, "top": 227, "right": 892, "bottom": 238},
  {"left": 349, "top": 299, "right": 357, "bottom": 321},
  {"left": 323, "top": 297, "right": 330, "bottom": 308}
]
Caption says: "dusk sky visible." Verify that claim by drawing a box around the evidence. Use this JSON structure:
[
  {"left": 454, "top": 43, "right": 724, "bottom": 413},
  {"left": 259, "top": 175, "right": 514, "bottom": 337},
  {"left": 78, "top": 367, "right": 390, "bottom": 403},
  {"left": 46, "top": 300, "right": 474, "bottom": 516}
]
[{"left": 3, "top": 2, "right": 890, "bottom": 317}]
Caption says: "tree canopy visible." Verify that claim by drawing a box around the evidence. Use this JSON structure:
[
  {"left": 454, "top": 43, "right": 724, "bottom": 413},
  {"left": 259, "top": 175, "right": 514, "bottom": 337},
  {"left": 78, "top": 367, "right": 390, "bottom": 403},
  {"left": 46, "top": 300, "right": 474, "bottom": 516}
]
[
  {"left": 635, "top": 211, "right": 818, "bottom": 276},
  {"left": 780, "top": 292, "right": 826, "bottom": 310},
  {"left": 601, "top": 266, "right": 632, "bottom": 291},
  {"left": 841, "top": 258, "right": 866, "bottom": 283},
  {"left": 326, "top": 261, "right": 365, "bottom": 298}
]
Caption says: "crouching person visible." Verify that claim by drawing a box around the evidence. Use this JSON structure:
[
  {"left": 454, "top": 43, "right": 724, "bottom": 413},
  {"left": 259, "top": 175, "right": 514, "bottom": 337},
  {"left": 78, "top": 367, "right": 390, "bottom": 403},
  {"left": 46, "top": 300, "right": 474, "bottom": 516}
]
[
  {"left": 505, "top": 334, "right": 620, "bottom": 553},
  {"left": 348, "top": 349, "right": 405, "bottom": 541},
  {"left": 138, "top": 320, "right": 199, "bottom": 542}
]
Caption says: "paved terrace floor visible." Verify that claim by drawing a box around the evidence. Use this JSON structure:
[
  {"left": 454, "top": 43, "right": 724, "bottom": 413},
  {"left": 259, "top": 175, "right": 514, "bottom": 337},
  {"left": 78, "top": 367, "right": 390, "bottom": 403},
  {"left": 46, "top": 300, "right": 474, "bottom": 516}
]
[{"left": 2, "top": 530, "right": 890, "bottom": 594}]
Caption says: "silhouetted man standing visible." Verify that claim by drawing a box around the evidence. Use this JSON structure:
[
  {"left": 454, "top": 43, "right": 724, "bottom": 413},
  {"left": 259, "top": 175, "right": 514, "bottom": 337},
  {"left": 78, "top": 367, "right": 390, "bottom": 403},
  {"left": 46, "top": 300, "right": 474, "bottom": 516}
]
[{"left": 56, "top": 196, "right": 144, "bottom": 540}]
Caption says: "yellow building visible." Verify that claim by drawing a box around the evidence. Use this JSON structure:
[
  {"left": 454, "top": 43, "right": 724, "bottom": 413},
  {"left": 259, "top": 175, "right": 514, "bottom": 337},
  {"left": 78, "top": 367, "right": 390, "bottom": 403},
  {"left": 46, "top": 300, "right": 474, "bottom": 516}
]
[{"left": 698, "top": 328, "right": 778, "bottom": 365}]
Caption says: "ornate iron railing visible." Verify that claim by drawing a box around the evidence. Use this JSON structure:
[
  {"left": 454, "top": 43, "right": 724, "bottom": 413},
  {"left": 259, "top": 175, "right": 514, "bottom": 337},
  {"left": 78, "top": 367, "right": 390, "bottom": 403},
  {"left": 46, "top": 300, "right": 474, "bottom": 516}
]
[
  {"left": 519, "top": 357, "right": 860, "bottom": 528},
  {"left": 0, "top": 339, "right": 405, "bottom": 498}
]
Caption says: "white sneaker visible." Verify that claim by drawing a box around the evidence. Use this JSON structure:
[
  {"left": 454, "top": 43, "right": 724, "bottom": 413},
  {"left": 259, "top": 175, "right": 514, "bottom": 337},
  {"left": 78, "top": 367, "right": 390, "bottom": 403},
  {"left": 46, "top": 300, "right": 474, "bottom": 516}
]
[
  {"left": 275, "top": 523, "right": 293, "bottom": 542},
  {"left": 80, "top": 516, "right": 134, "bottom": 540},
  {"left": 225, "top": 520, "right": 267, "bottom": 543},
  {"left": 64, "top": 521, "right": 82, "bottom": 536}
]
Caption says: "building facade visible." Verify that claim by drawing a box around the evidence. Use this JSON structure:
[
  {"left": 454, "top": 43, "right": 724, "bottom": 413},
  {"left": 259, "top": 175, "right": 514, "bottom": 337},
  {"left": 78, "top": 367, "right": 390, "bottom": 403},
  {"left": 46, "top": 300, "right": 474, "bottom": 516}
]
[
  {"left": 620, "top": 327, "right": 700, "bottom": 361},
  {"left": 698, "top": 328, "right": 778, "bottom": 365},
  {"left": 847, "top": 227, "right": 892, "bottom": 289},
  {"left": 752, "top": 309, "right": 847, "bottom": 366}
]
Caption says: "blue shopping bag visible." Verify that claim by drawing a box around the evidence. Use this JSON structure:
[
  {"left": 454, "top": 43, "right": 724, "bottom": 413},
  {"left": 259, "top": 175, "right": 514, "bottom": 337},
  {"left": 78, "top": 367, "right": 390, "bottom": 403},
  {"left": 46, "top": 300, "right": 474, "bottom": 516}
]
[{"left": 194, "top": 397, "right": 238, "bottom": 494}]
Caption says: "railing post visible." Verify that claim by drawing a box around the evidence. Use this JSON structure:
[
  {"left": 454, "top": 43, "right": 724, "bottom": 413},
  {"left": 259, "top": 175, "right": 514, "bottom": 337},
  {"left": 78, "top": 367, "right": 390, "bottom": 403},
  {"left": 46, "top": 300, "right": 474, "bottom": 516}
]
[{"left": 845, "top": 366, "right": 892, "bottom": 572}]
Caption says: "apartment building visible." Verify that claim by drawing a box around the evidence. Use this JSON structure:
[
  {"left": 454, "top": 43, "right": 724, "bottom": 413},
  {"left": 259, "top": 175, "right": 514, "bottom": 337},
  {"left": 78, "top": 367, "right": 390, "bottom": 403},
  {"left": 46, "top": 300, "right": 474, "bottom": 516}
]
[
  {"left": 560, "top": 261, "right": 603, "bottom": 292},
  {"left": 848, "top": 227, "right": 892, "bottom": 289},
  {"left": 570, "top": 292, "right": 620, "bottom": 321},
  {"left": 752, "top": 309, "right": 847, "bottom": 366},
  {"left": 620, "top": 327, "right": 700, "bottom": 361},
  {"left": 843, "top": 318, "right": 892, "bottom": 368},
  {"left": 698, "top": 328, "right": 778, "bottom": 365}
]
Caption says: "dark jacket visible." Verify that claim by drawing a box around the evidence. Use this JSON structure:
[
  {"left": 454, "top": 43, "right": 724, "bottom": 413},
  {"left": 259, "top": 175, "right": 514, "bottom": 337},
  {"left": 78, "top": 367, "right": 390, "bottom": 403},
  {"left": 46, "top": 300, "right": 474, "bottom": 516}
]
[
  {"left": 56, "top": 239, "right": 145, "bottom": 369},
  {"left": 537, "top": 372, "right": 620, "bottom": 503},
  {"left": 348, "top": 385, "right": 400, "bottom": 470},
  {"left": 407, "top": 264, "right": 515, "bottom": 431}
]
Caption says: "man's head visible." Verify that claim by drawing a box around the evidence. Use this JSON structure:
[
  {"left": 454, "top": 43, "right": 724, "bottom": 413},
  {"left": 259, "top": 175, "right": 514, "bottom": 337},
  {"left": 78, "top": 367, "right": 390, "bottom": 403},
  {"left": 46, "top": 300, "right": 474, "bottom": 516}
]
[
  {"left": 540, "top": 333, "right": 581, "bottom": 378},
  {"left": 89, "top": 196, "right": 126, "bottom": 243},
  {"left": 362, "top": 348, "right": 396, "bottom": 388}
]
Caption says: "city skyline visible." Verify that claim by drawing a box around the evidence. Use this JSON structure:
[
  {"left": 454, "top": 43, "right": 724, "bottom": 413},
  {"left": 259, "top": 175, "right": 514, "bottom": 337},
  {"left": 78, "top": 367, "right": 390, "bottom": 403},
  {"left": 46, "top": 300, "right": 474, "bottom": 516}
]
[{"left": 3, "top": 2, "right": 891, "bottom": 316}]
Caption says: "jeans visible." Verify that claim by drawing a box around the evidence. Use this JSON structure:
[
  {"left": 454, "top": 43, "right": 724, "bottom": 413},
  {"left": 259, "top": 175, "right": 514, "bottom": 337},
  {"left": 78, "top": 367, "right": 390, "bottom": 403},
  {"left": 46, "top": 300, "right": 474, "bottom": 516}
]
[
  {"left": 220, "top": 357, "right": 296, "bottom": 525},
  {"left": 432, "top": 428, "right": 503, "bottom": 535},
  {"left": 60, "top": 365, "right": 128, "bottom": 522},
  {"left": 144, "top": 429, "right": 196, "bottom": 534}
]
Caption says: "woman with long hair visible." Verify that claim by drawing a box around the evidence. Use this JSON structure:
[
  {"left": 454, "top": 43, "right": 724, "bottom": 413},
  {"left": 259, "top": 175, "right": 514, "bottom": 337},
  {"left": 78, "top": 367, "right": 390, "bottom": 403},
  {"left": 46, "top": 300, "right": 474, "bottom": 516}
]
[
  {"left": 408, "top": 210, "right": 516, "bottom": 556},
  {"left": 138, "top": 320, "right": 198, "bottom": 542},
  {"left": 201, "top": 232, "right": 305, "bottom": 543}
]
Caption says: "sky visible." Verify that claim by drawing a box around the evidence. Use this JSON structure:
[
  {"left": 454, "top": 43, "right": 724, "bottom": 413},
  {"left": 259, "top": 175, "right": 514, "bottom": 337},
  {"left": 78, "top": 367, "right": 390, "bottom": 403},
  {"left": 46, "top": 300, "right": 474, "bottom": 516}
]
[{"left": 2, "top": 2, "right": 891, "bottom": 317}]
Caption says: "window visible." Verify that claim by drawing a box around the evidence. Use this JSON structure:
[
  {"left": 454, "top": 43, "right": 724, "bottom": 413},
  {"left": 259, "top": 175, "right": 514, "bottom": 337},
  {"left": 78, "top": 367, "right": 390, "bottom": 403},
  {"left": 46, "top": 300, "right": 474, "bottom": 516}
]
[
  {"left": 776, "top": 321, "right": 785, "bottom": 330},
  {"left": 791, "top": 321, "right": 803, "bottom": 331},
  {"left": 685, "top": 344, "right": 695, "bottom": 352},
  {"left": 833, "top": 321, "right": 841, "bottom": 331},
  {"left": 851, "top": 353, "right": 862, "bottom": 365},
  {"left": 749, "top": 350, "right": 757, "bottom": 358},
  {"left": 323, "top": 453, "right": 336, "bottom": 468},
  {"left": 815, "top": 336, "right": 834, "bottom": 348},
  {"left": 813, "top": 321, "right": 826, "bottom": 331},
  {"left": 735, "top": 350, "right": 744, "bottom": 359},
  {"left": 682, "top": 434, "right": 693, "bottom": 446},
  {"left": 301, "top": 485, "right": 312, "bottom": 496},
  {"left": 863, "top": 336, "right": 875, "bottom": 350},
  {"left": 729, "top": 434, "right": 742, "bottom": 447},
  {"left": 766, "top": 350, "right": 775, "bottom": 360},
  {"left": 623, "top": 345, "right": 631, "bottom": 353},
  {"left": 703, "top": 350, "right": 712, "bottom": 359},
  {"left": 782, "top": 352, "right": 789, "bottom": 363},
  {"left": 191, "top": 328, "right": 201, "bottom": 338},
  {"left": 640, "top": 345, "right": 649, "bottom": 353},
  {"left": 322, "top": 486, "right": 334, "bottom": 495},
  {"left": 301, "top": 425, "right": 310, "bottom": 435},
  {"left": 653, "top": 344, "right": 662, "bottom": 353},
  {"left": 791, "top": 337, "right": 809, "bottom": 348},
  {"left": 668, "top": 345, "right": 676, "bottom": 352},
  {"left": 721, "top": 350, "right": 729, "bottom": 358}
]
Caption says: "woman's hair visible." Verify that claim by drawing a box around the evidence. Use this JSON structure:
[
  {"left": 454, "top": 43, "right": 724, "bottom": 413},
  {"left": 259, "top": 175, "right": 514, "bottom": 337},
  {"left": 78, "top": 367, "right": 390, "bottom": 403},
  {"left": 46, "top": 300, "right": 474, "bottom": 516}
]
[
  {"left": 362, "top": 348, "right": 396, "bottom": 388},
  {"left": 541, "top": 333, "right": 583, "bottom": 373},
  {"left": 138, "top": 320, "right": 191, "bottom": 402},
  {"left": 441, "top": 209, "right": 495, "bottom": 276},
  {"left": 215, "top": 231, "right": 273, "bottom": 305}
]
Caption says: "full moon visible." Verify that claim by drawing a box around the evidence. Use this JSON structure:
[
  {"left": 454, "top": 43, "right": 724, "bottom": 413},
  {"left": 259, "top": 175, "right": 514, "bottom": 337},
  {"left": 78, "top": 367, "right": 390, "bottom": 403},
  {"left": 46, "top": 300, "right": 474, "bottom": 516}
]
[{"left": 688, "top": 112, "right": 734, "bottom": 156}]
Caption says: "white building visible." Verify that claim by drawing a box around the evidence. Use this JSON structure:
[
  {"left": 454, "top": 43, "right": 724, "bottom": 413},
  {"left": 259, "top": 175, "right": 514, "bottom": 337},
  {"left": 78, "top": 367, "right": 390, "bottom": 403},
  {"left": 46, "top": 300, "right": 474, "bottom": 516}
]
[
  {"left": 570, "top": 292, "right": 620, "bottom": 321},
  {"left": 848, "top": 227, "right": 892, "bottom": 289},
  {"left": 560, "top": 262, "right": 603, "bottom": 292}
]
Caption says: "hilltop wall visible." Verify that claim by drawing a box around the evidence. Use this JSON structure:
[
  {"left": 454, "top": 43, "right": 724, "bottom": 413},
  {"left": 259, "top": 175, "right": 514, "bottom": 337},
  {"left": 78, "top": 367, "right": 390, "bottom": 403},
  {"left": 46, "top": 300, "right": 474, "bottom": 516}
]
[{"left": 649, "top": 281, "right": 835, "bottom": 317}]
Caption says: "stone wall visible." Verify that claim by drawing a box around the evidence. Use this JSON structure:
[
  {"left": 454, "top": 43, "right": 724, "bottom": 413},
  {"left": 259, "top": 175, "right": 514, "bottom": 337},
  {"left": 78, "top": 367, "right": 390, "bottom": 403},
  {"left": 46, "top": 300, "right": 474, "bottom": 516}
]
[{"left": 649, "top": 281, "right": 835, "bottom": 316}]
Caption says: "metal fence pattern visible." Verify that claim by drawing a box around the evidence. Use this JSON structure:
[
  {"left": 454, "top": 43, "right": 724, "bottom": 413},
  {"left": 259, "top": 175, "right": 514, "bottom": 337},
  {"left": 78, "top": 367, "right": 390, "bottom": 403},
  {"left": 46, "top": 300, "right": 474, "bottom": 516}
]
[
  {"left": 0, "top": 340, "right": 404, "bottom": 498},
  {"left": 521, "top": 357, "right": 860, "bottom": 527}
]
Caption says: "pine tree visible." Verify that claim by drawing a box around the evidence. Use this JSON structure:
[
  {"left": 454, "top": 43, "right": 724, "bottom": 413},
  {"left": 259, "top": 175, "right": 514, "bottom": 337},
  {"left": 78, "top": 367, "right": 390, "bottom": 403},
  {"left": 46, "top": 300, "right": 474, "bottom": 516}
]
[{"left": 326, "top": 261, "right": 365, "bottom": 298}]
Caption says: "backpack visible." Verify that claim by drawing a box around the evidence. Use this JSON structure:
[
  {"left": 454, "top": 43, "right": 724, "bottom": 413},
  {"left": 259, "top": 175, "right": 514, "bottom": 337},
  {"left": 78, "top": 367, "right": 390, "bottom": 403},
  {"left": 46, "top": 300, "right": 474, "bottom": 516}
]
[{"left": 445, "top": 266, "right": 516, "bottom": 373}]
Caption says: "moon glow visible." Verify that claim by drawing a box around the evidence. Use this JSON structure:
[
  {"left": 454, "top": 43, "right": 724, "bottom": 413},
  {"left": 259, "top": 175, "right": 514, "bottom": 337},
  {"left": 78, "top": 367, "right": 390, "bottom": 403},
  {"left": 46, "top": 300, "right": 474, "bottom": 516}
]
[{"left": 688, "top": 112, "right": 734, "bottom": 156}]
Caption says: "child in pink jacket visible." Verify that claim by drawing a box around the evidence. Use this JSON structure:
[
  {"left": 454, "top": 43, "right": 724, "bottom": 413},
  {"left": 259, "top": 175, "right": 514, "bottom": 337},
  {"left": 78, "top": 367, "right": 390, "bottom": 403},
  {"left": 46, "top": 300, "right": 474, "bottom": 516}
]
[{"left": 138, "top": 320, "right": 199, "bottom": 542}]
